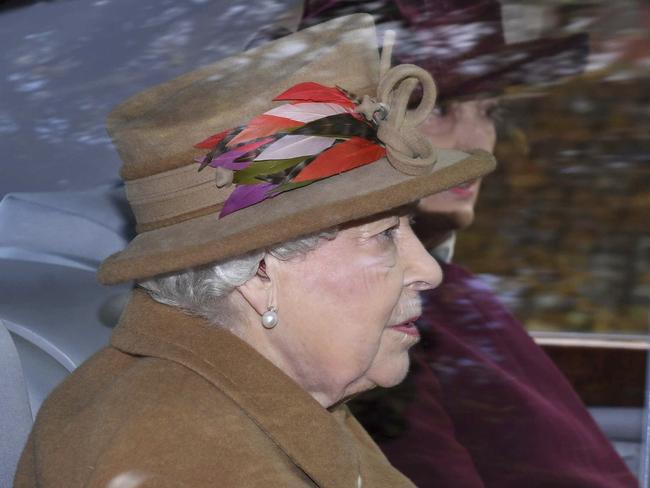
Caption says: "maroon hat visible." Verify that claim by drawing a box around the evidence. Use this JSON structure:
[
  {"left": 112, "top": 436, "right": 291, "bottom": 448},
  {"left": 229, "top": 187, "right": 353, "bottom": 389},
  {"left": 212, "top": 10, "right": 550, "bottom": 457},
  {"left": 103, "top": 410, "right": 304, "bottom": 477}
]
[{"left": 300, "top": 0, "right": 589, "bottom": 100}]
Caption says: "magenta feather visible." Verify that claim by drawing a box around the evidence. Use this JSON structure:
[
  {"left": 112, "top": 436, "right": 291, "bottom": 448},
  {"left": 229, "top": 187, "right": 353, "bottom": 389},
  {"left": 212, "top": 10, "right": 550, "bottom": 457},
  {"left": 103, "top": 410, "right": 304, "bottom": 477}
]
[
  {"left": 220, "top": 182, "right": 277, "bottom": 217},
  {"left": 208, "top": 137, "right": 274, "bottom": 169},
  {"left": 206, "top": 150, "right": 250, "bottom": 170}
]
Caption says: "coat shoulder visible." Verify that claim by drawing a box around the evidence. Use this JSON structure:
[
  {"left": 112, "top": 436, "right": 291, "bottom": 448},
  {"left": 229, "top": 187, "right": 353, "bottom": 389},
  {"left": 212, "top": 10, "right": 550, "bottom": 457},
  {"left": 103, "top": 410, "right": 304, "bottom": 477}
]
[{"left": 21, "top": 347, "right": 315, "bottom": 487}]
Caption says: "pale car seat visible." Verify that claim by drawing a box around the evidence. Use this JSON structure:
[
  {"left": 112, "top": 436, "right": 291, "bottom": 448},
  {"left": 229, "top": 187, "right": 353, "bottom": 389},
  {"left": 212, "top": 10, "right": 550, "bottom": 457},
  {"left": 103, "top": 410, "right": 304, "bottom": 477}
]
[
  {"left": 2, "top": 318, "right": 71, "bottom": 416},
  {"left": 0, "top": 185, "right": 134, "bottom": 485},
  {"left": 0, "top": 320, "right": 33, "bottom": 488},
  {"left": 589, "top": 406, "right": 645, "bottom": 478}
]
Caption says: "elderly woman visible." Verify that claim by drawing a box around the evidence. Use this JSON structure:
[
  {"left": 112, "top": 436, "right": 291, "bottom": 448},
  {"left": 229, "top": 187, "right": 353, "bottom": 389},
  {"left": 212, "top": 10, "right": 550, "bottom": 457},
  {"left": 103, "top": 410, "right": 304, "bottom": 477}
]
[{"left": 14, "top": 14, "right": 494, "bottom": 488}]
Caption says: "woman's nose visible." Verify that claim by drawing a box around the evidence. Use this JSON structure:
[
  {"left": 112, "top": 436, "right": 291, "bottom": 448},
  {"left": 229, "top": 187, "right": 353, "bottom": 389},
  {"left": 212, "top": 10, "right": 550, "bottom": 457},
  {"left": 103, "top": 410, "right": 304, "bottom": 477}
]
[
  {"left": 454, "top": 105, "right": 497, "bottom": 153},
  {"left": 402, "top": 226, "right": 443, "bottom": 291}
]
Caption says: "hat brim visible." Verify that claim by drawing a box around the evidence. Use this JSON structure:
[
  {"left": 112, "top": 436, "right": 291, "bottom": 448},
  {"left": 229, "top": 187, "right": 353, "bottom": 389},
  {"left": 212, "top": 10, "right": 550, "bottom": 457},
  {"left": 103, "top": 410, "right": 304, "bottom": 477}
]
[{"left": 98, "top": 148, "right": 495, "bottom": 284}]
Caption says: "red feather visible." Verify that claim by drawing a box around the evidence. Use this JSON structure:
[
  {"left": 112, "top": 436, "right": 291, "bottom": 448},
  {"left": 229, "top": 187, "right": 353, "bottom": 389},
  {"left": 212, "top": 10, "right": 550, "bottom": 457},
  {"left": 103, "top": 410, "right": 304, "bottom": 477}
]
[
  {"left": 228, "top": 115, "right": 303, "bottom": 147},
  {"left": 292, "top": 137, "right": 386, "bottom": 183},
  {"left": 274, "top": 82, "right": 356, "bottom": 109},
  {"left": 194, "top": 129, "right": 231, "bottom": 149}
]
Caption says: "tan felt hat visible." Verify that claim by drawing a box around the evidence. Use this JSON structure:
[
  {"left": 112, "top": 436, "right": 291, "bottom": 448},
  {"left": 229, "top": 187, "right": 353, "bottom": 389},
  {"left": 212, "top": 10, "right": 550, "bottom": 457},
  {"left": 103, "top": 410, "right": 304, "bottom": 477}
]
[{"left": 98, "top": 14, "right": 496, "bottom": 285}]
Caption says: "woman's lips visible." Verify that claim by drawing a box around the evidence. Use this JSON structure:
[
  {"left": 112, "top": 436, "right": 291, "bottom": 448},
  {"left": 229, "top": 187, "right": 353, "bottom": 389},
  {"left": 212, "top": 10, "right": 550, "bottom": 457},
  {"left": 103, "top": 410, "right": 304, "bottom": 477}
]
[
  {"left": 389, "top": 319, "right": 421, "bottom": 338},
  {"left": 449, "top": 179, "right": 478, "bottom": 198}
]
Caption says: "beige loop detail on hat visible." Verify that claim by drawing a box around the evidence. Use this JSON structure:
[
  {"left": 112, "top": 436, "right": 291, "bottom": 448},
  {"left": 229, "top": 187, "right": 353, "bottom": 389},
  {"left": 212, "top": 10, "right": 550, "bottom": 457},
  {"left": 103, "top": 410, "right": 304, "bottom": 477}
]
[
  {"left": 374, "top": 63, "right": 439, "bottom": 176},
  {"left": 125, "top": 164, "right": 234, "bottom": 232}
]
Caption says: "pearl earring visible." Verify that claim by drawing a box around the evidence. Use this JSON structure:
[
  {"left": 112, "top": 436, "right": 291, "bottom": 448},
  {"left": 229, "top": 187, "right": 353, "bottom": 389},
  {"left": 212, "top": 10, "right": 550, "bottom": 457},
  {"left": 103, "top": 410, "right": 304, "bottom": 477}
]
[{"left": 261, "top": 306, "right": 278, "bottom": 329}]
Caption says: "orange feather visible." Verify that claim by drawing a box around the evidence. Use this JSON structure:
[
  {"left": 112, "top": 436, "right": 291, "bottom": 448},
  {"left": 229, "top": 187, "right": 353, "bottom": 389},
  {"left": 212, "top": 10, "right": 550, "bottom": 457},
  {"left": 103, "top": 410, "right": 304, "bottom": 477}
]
[
  {"left": 228, "top": 115, "right": 303, "bottom": 147},
  {"left": 292, "top": 137, "right": 385, "bottom": 183},
  {"left": 194, "top": 129, "right": 231, "bottom": 149},
  {"left": 273, "top": 82, "right": 356, "bottom": 109}
]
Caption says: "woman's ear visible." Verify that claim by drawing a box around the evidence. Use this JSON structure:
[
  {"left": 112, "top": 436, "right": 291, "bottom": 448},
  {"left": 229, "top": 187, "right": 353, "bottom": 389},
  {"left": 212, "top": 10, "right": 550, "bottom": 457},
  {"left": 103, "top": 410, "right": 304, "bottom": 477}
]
[{"left": 235, "top": 257, "right": 274, "bottom": 316}]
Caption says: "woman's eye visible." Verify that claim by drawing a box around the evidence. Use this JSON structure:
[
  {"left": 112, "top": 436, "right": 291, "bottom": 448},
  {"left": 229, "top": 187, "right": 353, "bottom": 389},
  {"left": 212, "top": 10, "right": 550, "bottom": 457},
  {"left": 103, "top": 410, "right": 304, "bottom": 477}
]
[
  {"left": 484, "top": 103, "right": 504, "bottom": 123},
  {"left": 378, "top": 223, "right": 400, "bottom": 242},
  {"left": 431, "top": 102, "right": 449, "bottom": 118}
]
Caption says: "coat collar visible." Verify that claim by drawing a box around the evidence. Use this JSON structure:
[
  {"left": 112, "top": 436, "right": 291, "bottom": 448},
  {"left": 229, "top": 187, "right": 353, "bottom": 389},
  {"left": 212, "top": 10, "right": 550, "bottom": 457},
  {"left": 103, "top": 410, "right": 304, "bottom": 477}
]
[{"left": 111, "top": 289, "right": 360, "bottom": 488}]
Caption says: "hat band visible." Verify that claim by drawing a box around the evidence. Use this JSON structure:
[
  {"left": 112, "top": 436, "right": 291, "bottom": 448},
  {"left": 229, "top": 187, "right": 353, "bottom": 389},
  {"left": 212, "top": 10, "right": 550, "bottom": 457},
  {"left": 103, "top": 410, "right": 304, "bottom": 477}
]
[
  {"left": 126, "top": 34, "right": 440, "bottom": 231},
  {"left": 125, "top": 163, "right": 234, "bottom": 232}
]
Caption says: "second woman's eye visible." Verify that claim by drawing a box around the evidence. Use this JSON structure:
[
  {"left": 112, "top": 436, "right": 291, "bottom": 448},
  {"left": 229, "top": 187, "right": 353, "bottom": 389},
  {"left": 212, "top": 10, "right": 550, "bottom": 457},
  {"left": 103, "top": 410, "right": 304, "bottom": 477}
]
[
  {"left": 483, "top": 101, "right": 504, "bottom": 124},
  {"left": 431, "top": 102, "right": 450, "bottom": 118}
]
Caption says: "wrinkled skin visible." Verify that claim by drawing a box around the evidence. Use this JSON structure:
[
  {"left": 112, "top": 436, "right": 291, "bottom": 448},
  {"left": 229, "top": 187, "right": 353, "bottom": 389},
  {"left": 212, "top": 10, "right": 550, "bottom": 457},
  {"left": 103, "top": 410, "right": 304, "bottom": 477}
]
[{"left": 236, "top": 212, "right": 442, "bottom": 408}]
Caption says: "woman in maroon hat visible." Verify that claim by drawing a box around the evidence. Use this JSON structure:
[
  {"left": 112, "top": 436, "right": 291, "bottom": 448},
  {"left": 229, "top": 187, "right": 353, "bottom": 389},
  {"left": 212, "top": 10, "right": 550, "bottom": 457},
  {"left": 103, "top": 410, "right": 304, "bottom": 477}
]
[{"left": 297, "top": 1, "right": 639, "bottom": 487}]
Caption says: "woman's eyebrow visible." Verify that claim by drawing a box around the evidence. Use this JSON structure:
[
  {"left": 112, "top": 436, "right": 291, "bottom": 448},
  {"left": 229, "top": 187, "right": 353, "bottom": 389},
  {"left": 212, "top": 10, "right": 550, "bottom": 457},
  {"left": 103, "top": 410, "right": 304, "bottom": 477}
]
[{"left": 364, "top": 216, "right": 399, "bottom": 232}]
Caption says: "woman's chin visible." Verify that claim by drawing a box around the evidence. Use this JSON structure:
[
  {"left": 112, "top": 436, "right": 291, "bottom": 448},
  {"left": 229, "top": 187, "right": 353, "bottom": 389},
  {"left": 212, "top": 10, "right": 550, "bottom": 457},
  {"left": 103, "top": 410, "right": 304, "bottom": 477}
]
[
  {"left": 453, "top": 208, "right": 476, "bottom": 229},
  {"left": 371, "top": 355, "right": 412, "bottom": 389}
]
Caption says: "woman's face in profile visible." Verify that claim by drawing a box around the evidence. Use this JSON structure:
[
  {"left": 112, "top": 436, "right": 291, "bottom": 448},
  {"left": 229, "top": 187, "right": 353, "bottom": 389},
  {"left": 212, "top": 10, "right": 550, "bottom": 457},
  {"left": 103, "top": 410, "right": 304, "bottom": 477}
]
[
  {"left": 264, "top": 213, "right": 442, "bottom": 405},
  {"left": 418, "top": 98, "right": 499, "bottom": 230}
]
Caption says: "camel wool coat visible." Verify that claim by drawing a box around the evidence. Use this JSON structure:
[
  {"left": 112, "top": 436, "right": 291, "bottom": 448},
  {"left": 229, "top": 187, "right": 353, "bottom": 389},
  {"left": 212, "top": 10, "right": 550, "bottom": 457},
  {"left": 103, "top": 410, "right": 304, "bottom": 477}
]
[{"left": 14, "top": 290, "right": 417, "bottom": 488}]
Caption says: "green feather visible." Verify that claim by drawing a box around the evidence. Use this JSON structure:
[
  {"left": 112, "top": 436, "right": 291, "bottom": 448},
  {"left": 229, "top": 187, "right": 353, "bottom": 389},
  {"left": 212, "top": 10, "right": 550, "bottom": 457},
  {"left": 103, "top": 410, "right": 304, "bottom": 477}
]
[
  {"left": 259, "top": 154, "right": 319, "bottom": 185},
  {"left": 233, "top": 156, "right": 308, "bottom": 185}
]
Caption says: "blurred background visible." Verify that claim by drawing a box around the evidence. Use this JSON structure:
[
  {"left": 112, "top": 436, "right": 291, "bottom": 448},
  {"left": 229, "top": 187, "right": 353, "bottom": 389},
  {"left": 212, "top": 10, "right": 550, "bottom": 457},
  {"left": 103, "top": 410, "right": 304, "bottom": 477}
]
[
  {"left": 1, "top": 0, "right": 649, "bottom": 481},
  {"left": 456, "top": 1, "right": 650, "bottom": 336},
  {"left": 0, "top": 0, "right": 304, "bottom": 195},
  {"left": 0, "top": 0, "right": 648, "bottom": 336}
]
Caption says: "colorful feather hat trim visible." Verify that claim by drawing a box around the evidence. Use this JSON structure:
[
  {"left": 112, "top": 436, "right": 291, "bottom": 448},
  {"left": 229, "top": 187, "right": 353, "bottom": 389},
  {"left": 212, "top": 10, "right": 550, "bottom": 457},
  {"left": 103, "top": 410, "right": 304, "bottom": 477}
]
[{"left": 194, "top": 82, "right": 386, "bottom": 217}]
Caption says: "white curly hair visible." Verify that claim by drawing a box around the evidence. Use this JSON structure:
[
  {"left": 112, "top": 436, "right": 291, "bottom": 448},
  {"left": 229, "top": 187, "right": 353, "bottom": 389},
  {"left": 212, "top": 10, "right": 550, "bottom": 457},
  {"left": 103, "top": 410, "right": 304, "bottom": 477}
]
[{"left": 138, "top": 229, "right": 337, "bottom": 327}]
